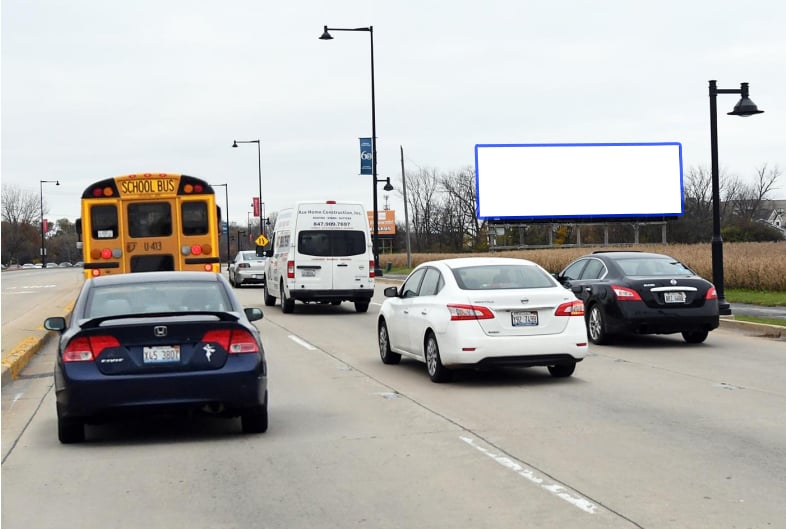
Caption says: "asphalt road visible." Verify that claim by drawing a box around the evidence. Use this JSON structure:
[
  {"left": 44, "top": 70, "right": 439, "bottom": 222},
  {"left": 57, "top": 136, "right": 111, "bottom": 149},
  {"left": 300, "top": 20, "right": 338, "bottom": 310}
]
[{"left": 2, "top": 276, "right": 786, "bottom": 529}]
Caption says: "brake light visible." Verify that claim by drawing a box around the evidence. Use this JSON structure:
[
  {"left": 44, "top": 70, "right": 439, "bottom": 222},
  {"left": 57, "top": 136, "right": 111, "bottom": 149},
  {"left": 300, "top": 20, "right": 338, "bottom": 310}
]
[
  {"left": 611, "top": 285, "right": 642, "bottom": 301},
  {"left": 448, "top": 304, "right": 495, "bottom": 321},
  {"left": 706, "top": 287, "right": 718, "bottom": 300},
  {"left": 287, "top": 260, "right": 295, "bottom": 279},
  {"left": 369, "top": 260, "right": 375, "bottom": 279},
  {"left": 63, "top": 335, "right": 121, "bottom": 362},
  {"left": 555, "top": 300, "right": 585, "bottom": 316},
  {"left": 201, "top": 328, "right": 259, "bottom": 354},
  {"left": 238, "top": 263, "right": 250, "bottom": 269}
]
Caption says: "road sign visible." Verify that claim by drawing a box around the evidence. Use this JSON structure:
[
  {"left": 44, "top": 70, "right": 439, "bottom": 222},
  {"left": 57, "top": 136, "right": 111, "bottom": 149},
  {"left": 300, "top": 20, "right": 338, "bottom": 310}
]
[{"left": 255, "top": 234, "right": 269, "bottom": 247}]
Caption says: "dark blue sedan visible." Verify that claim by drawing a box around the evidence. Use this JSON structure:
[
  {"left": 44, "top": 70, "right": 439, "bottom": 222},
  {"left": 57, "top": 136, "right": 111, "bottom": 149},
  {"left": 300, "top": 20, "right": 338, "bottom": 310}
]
[{"left": 44, "top": 271, "right": 268, "bottom": 443}]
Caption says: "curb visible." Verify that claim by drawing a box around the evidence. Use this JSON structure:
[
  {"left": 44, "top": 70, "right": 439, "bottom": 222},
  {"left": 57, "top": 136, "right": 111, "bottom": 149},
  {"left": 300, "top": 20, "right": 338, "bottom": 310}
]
[
  {"left": 1, "top": 334, "right": 51, "bottom": 385},
  {"left": 1, "top": 301, "right": 74, "bottom": 386},
  {"left": 718, "top": 317, "right": 784, "bottom": 339}
]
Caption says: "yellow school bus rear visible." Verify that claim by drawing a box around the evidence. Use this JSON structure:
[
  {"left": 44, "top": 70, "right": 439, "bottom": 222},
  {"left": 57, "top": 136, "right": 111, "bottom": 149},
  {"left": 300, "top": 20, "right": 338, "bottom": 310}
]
[{"left": 79, "top": 173, "right": 221, "bottom": 279}]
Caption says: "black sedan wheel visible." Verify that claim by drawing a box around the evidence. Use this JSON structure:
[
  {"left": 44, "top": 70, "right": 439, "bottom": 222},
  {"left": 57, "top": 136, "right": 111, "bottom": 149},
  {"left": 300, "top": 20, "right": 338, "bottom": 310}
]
[
  {"left": 587, "top": 304, "right": 610, "bottom": 345},
  {"left": 682, "top": 329, "right": 709, "bottom": 344},
  {"left": 378, "top": 321, "right": 401, "bottom": 365},
  {"left": 57, "top": 404, "right": 85, "bottom": 444},
  {"left": 425, "top": 332, "right": 452, "bottom": 383},
  {"left": 241, "top": 396, "right": 268, "bottom": 434}
]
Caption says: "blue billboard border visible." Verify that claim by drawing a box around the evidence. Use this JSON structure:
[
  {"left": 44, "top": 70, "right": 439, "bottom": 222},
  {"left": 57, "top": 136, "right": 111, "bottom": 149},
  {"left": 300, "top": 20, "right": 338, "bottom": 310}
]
[{"left": 474, "top": 142, "right": 684, "bottom": 222}]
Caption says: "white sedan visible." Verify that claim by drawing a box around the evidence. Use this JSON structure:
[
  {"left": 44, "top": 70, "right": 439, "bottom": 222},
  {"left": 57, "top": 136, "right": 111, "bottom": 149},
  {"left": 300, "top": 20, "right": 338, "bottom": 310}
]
[{"left": 377, "top": 257, "right": 589, "bottom": 383}]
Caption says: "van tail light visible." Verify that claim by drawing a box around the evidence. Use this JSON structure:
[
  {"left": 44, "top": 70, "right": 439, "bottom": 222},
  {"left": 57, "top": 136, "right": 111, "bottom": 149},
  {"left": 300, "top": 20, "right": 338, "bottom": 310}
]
[
  {"left": 202, "top": 328, "right": 259, "bottom": 354},
  {"left": 447, "top": 304, "right": 495, "bottom": 321},
  {"left": 369, "top": 260, "right": 375, "bottom": 279},
  {"left": 555, "top": 300, "right": 585, "bottom": 317},
  {"left": 706, "top": 286, "right": 718, "bottom": 300},
  {"left": 287, "top": 260, "right": 295, "bottom": 279},
  {"left": 611, "top": 285, "right": 642, "bottom": 301},
  {"left": 63, "top": 335, "right": 121, "bottom": 362}
]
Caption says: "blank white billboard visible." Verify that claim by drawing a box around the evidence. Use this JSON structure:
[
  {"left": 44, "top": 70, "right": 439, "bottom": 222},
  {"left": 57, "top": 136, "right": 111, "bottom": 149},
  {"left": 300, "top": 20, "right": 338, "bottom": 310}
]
[{"left": 474, "top": 143, "right": 683, "bottom": 220}]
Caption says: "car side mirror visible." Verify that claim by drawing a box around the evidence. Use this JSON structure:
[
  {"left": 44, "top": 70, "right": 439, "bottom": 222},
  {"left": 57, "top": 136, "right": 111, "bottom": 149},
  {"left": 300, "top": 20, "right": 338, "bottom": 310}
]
[
  {"left": 244, "top": 307, "right": 263, "bottom": 322},
  {"left": 383, "top": 286, "right": 399, "bottom": 297},
  {"left": 44, "top": 316, "right": 67, "bottom": 332}
]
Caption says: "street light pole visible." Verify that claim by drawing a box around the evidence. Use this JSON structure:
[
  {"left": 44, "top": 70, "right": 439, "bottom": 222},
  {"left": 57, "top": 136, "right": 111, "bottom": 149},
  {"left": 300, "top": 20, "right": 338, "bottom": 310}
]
[
  {"left": 321, "top": 25, "right": 393, "bottom": 277},
  {"left": 708, "top": 80, "right": 764, "bottom": 315},
  {"left": 211, "top": 183, "right": 231, "bottom": 271},
  {"left": 39, "top": 179, "right": 60, "bottom": 267},
  {"left": 232, "top": 140, "right": 262, "bottom": 237}
]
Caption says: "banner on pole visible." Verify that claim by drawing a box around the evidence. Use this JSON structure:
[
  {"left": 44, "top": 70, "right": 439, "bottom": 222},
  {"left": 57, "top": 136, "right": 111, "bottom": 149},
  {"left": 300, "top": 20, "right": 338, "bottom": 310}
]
[
  {"left": 252, "top": 197, "right": 260, "bottom": 217},
  {"left": 359, "top": 137, "right": 372, "bottom": 175}
]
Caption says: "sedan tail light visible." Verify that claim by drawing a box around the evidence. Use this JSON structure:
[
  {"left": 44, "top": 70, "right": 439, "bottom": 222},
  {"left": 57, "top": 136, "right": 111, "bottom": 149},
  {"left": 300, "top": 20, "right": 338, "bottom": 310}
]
[
  {"left": 447, "top": 304, "right": 495, "bottom": 321},
  {"left": 706, "top": 286, "right": 718, "bottom": 300},
  {"left": 63, "top": 335, "right": 121, "bottom": 362},
  {"left": 238, "top": 263, "right": 250, "bottom": 269},
  {"left": 555, "top": 300, "right": 585, "bottom": 316},
  {"left": 201, "top": 329, "right": 259, "bottom": 354},
  {"left": 611, "top": 285, "right": 642, "bottom": 301}
]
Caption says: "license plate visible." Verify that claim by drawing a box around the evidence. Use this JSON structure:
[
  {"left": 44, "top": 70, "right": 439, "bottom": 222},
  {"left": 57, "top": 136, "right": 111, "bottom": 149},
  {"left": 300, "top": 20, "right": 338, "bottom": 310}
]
[
  {"left": 143, "top": 345, "right": 180, "bottom": 363},
  {"left": 301, "top": 269, "right": 316, "bottom": 277},
  {"left": 252, "top": 274, "right": 264, "bottom": 279},
  {"left": 511, "top": 311, "right": 539, "bottom": 327},
  {"left": 664, "top": 292, "right": 686, "bottom": 304}
]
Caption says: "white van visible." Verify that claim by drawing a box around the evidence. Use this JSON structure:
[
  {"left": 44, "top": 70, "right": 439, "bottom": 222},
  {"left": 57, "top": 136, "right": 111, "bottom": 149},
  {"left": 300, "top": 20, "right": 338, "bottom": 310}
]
[{"left": 263, "top": 200, "right": 375, "bottom": 313}]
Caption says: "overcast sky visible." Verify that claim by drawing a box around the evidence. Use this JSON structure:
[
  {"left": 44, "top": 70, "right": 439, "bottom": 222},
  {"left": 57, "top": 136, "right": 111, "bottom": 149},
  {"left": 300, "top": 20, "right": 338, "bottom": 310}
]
[{"left": 2, "top": 0, "right": 784, "bottom": 226}]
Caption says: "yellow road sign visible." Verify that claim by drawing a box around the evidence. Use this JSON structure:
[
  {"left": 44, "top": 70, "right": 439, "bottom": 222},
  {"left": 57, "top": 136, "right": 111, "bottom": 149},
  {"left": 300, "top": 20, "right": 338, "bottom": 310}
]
[{"left": 255, "top": 234, "right": 269, "bottom": 247}]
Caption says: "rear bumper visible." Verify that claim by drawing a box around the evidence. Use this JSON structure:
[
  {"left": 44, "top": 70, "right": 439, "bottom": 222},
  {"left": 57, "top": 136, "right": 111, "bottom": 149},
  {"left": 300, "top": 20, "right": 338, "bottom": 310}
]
[
  {"left": 290, "top": 289, "right": 374, "bottom": 303},
  {"left": 237, "top": 271, "right": 266, "bottom": 284},
  {"left": 606, "top": 302, "right": 720, "bottom": 335},
  {"left": 56, "top": 354, "right": 267, "bottom": 420},
  {"left": 435, "top": 328, "right": 589, "bottom": 367}
]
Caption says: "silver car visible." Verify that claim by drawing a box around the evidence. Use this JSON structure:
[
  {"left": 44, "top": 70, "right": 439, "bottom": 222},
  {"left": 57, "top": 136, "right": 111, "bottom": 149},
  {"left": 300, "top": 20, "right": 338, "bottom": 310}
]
[{"left": 229, "top": 250, "right": 266, "bottom": 288}]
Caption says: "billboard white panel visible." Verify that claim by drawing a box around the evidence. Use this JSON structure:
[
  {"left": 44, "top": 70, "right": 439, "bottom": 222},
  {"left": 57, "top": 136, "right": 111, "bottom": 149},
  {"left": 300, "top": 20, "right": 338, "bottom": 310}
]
[{"left": 474, "top": 143, "right": 683, "bottom": 220}]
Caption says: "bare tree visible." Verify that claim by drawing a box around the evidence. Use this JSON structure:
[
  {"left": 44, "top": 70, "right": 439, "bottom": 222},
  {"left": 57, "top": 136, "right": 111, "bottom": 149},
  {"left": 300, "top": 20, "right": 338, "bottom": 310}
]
[
  {"left": 403, "top": 167, "right": 440, "bottom": 251},
  {"left": 1, "top": 184, "right": 44, "bottom": 264},
  {"left": 439, "top": 166, "right": 485, "bottom": 251},
  {"left": 730, "top": 164, "right": 782, "bottom": 221}
]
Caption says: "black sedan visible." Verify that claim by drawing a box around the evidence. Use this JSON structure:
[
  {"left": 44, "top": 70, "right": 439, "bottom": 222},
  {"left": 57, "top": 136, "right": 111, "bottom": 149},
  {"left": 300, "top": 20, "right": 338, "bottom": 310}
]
[
  {"left": 44, "top": 271, "right": 268, "bottom": 443},
  {"left": 555, "top": 251, "right": 720, "bottom": 344}
]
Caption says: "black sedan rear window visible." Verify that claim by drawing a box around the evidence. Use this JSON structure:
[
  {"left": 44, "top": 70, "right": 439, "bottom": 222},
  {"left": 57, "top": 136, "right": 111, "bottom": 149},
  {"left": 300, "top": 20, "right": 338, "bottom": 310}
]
[{"left": 86, "top": 281, "right": 231, "bottom": 317}]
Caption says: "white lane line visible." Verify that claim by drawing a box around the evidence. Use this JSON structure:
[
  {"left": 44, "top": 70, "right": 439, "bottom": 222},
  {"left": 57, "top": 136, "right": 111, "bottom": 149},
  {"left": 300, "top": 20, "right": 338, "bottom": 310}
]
[
  {"left": 460, "top": 436, "right": 598, "bottom": 514},
  {"left": 288, "top": 335, "right": 316, "bottom": 350}
]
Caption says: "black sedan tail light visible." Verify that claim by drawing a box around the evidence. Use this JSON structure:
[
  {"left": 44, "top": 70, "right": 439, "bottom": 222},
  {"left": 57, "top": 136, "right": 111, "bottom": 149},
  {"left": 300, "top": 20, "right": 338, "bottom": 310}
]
[
  {"left": 201, "top": 328, "right": 259, "bottom": 354},
  {"left": 63, "top": 335, "right": 121, "bottom": 362}
]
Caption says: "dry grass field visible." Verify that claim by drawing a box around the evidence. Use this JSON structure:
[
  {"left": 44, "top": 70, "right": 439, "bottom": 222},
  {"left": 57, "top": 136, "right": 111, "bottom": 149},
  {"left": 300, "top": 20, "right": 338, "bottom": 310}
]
[{"left": 382, "top": 242, "right": 786, "bottom": 291}]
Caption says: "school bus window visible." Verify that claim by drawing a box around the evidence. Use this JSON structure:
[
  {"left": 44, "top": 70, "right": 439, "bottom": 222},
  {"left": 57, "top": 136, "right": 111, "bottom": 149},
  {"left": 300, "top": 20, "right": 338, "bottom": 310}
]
[
  {"left": 128, "top": 203, "right": 172, "bottom": 238},
  {"left": 182, "top": 201, "right": 208, "bottom": 236},
  {"left": 91, "top": 205, "right": 118, "bottom": 239}
]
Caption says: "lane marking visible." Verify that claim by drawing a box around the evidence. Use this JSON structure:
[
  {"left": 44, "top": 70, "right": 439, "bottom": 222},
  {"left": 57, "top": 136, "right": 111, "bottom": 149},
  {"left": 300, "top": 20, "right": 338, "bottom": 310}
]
[
  {"left": 288, "top": 335, "right": 316, "bottom": 350},
  {"left": 460, "top": 436, "right": 598, "bottom": 514}
]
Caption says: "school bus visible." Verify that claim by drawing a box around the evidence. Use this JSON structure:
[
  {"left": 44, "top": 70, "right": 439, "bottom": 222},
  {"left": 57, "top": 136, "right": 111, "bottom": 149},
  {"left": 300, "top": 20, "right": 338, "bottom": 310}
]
[{"left": 76, "top": 173, "right": 221, "bottom": 278}]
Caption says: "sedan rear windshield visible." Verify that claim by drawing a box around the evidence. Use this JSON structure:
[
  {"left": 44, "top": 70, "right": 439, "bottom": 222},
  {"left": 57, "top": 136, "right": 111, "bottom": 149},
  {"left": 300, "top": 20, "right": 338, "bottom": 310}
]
[
  {"left": 452, "top": 265, "right": 556, "bottom": 290},
  {"left": 86, "top": 281, "right": 231, "bottom": 318},
  {"left": 617, "top": 258, "right": 694, "bottom": 276}
]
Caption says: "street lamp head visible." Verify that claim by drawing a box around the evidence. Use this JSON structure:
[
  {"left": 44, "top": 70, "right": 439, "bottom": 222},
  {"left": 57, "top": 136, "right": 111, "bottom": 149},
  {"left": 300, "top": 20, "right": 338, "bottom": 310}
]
[
  {"left": 728, "top": 82, "right": 764, "bottom": 117},
  {"left": 383, "top": 178, "right": 394, "bottom": 192},
  {"left": 728, "top": 96, "right": 764, "bottom": 117},
  {"left": 55, "top": 180, "right": 60, "bottom": 186},
  {"left": 232, "top": 140, "right": 238, "bottom": 148},
  {"left": 319, "top": 26, "right": 333, "bottom": 40}
]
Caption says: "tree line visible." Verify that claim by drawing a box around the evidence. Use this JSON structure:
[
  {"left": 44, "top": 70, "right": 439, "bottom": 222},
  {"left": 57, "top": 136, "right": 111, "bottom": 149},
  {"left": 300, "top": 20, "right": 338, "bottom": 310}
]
[
  {"left": 2, "top": 163, "right": 783, "bottom": 265},
  {"left": 384, "top": 163, "right": 784, "bottom": 253}
]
